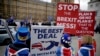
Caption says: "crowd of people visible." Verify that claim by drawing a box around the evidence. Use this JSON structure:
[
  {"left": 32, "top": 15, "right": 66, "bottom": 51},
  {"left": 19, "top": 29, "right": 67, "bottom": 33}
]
[
  {"left": 3, "top": 16, "right": 96, "bottom": 56},
  {"left": 4, "top": 27, "right": 96, "bottom": 56}
]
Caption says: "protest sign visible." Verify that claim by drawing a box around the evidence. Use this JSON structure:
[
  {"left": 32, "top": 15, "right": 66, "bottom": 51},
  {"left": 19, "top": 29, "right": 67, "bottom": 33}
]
[
  {"left": 31, "top": 26, "right": 64, "bottom": 56},
  {"left": 76, "top": 11, "right": 95, "bottom": 36},
  {"left": 56, "top": 3, "right": 79, "bottom": 34}
]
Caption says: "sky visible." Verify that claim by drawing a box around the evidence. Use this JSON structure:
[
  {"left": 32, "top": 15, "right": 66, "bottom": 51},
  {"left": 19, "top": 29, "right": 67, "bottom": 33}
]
[
  {"left": 74, "top": 0, "right": 90, "bottom": 10},
  {"left": 41, "top": 0, "right": 90, "bottom": 10},
  {"left": 40, "top": 0, "right": 51, "bottom": 3}
]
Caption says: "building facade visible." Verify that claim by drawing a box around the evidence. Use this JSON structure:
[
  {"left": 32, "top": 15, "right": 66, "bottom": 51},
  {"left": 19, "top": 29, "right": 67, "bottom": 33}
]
[
  {"left": 88, "top": 0, "right": 100, "bottom": 26},
  {"left": 0, "top": 0, "right": 74, "bottom": 22}
]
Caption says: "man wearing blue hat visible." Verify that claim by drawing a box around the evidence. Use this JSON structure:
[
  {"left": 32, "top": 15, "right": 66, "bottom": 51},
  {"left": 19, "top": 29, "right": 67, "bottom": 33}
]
[
  {"left": 56, "top": 33, "right": 75, "bottom": 56},
  {"left": 5, "top": 27, "right": 30, "bottom": 56}
]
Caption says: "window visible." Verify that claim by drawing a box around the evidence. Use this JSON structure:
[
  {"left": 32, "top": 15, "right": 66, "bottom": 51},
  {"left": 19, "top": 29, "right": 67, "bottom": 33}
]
[
  {"left": 95, "top": 3, "right": 99, "bottom": 7},
  {"left": 90, "top": 4, "right": 93, "bottom": 7},
  {"left": 0, "top": 29, "right": 7, "bottom": 34},
  {"left": 65, "top": 0, "right": 66, "bottom": 2},
  {"left": 95, "top": 11, "right": 97, "bottom": 16},
  {"left": 56, "top": 0, "right": 60, "bottom": 2},
  {"left": 68, "top": 0, "right": 69, "bottom": 3}
]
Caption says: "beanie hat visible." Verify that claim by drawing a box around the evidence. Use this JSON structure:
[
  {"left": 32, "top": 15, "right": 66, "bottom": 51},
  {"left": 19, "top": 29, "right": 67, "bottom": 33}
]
[{"left": 61, "top": 33, "right": 71, "bottom": 45}]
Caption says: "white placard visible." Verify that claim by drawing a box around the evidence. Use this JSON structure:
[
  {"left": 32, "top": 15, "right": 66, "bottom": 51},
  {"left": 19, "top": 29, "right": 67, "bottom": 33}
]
[{"left": 31, "top": 26, "right": 64, "bottom": 56}]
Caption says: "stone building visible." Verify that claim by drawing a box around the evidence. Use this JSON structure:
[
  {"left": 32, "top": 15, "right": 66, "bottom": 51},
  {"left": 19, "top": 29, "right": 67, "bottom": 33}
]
[
  {"left": 0, "top": 0, "right": 74, "bottom": 22},
  {"left": 88, "top": 0, "right": 100, "bottom": 27}
]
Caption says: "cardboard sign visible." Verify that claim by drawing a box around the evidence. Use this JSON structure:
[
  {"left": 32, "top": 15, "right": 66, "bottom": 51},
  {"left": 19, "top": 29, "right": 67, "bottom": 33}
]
[
  {"left": 56, "top": 3, "right": 79, "bottom": 34},
  {"left": 76, "top": 11, "right": 95, "bottom": 36},
  {"left": 31, "top": 26, "right": 64, "bottom": 56}
]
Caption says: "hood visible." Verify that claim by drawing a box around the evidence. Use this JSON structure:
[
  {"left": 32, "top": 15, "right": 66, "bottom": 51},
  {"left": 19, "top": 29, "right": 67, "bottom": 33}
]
[{"left": 82, "top": 44, "right": 93, "bottom": 49}]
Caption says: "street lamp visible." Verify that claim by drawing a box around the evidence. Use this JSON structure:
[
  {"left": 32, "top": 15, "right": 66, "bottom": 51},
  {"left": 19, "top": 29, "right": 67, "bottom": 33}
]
[
  {"left": 78, "top": 0, "right": 81, "bottom": 10},
  {"left": 46, "top": 1, "right": 47, "bottom": 21}
]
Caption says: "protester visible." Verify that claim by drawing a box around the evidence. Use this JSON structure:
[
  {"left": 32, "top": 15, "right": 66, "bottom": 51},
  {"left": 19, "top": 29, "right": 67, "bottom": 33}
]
[
  {"left": 77, "top": 35, "right": 95, "bottom": 56},
  {"left": 0, "top": 15, "right": 2, "bottom": 25},
  {"left": 6, "top": 16, "right": 17, "bottom": 27},
  {"left": 20, "top": 20, "right": 25, "bottom": 27},
  {"left": 77, "top": 35, "right": 97, "bottom": 54},
  {"left": 6, "top": 16, "right": 14, "bottom": 24},
  {"left": 56, "top": 33, "right": 75, "bottom": 56},
  {"left": 92, "top": 38, "right": 96, "bottom": 53},
  {"left": 78, "top": 36, "right": 82, "bottom": 49},
  {"left": 5, "top": 27, "right": 30, "bottom": 56}
]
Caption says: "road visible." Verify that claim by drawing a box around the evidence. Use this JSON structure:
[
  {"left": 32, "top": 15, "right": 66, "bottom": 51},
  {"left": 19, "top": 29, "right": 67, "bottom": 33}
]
[{"left": 0, "top": 33, "right": 100, "bottom": 56}]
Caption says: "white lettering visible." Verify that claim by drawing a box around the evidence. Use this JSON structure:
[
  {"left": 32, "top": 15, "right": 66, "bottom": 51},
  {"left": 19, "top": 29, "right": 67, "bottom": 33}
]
[
  {"left": 57, "top": 17, "right": 77, "bottom": 22},
  {"left": 68, "top": 5, "right": 73, "bottom": 11},
  {"left": 58, "top": 4, "right": 78, "bottom": 11},
  {"left": 79, "top": 12, "right": 93, "bottom": 16},
  {"left": 58, "top": 4, "right": 63, "bottom": 10},
  {"left": 77, "top": 20, "right": 93, "bottom": 23},
  {"left": 76, "top": 30, "right": 93, "bottom": 34},
  {"left": 79, "top": 16, "right": 91, "bottom": 19},
  {"left": 57, "top": 23, "right": 76, "bottom": 29}
]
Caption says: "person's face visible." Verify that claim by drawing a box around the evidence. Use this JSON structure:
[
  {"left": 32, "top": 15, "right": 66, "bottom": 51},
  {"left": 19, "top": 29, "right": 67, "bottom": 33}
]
[
  {"left": 18, "top": 36, "right": 28, "bottom": 41},
  {"left": 81, "top": 37, "right": 88, "bottom": 44}
]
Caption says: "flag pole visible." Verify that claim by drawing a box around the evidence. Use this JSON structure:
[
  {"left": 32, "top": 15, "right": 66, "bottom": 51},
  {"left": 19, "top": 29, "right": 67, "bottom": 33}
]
[{"left": 78, "top": 0, "right": 80, "bottom": 10}]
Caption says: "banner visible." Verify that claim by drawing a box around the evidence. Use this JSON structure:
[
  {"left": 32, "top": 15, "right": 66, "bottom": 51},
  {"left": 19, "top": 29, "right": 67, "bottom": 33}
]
[
  {"left": 76, "top": 11, "right": 95, "bottom": 36},
  {"left": 56, "top": 3, "right": 79, "bottom": 34},
  {"left": 31, "top": 26, "right": 64, "bottom": 56}
]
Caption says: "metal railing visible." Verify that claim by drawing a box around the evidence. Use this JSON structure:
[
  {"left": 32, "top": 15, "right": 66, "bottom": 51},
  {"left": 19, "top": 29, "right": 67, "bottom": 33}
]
[{"left": 0, "top": 19, "right": 15, "bottom": 43}]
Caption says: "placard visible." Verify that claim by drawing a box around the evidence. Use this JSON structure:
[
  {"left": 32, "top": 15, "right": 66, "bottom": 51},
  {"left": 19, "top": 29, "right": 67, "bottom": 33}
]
[{"left": 31, "top": 26, "right": 64, "bottom": 56}]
